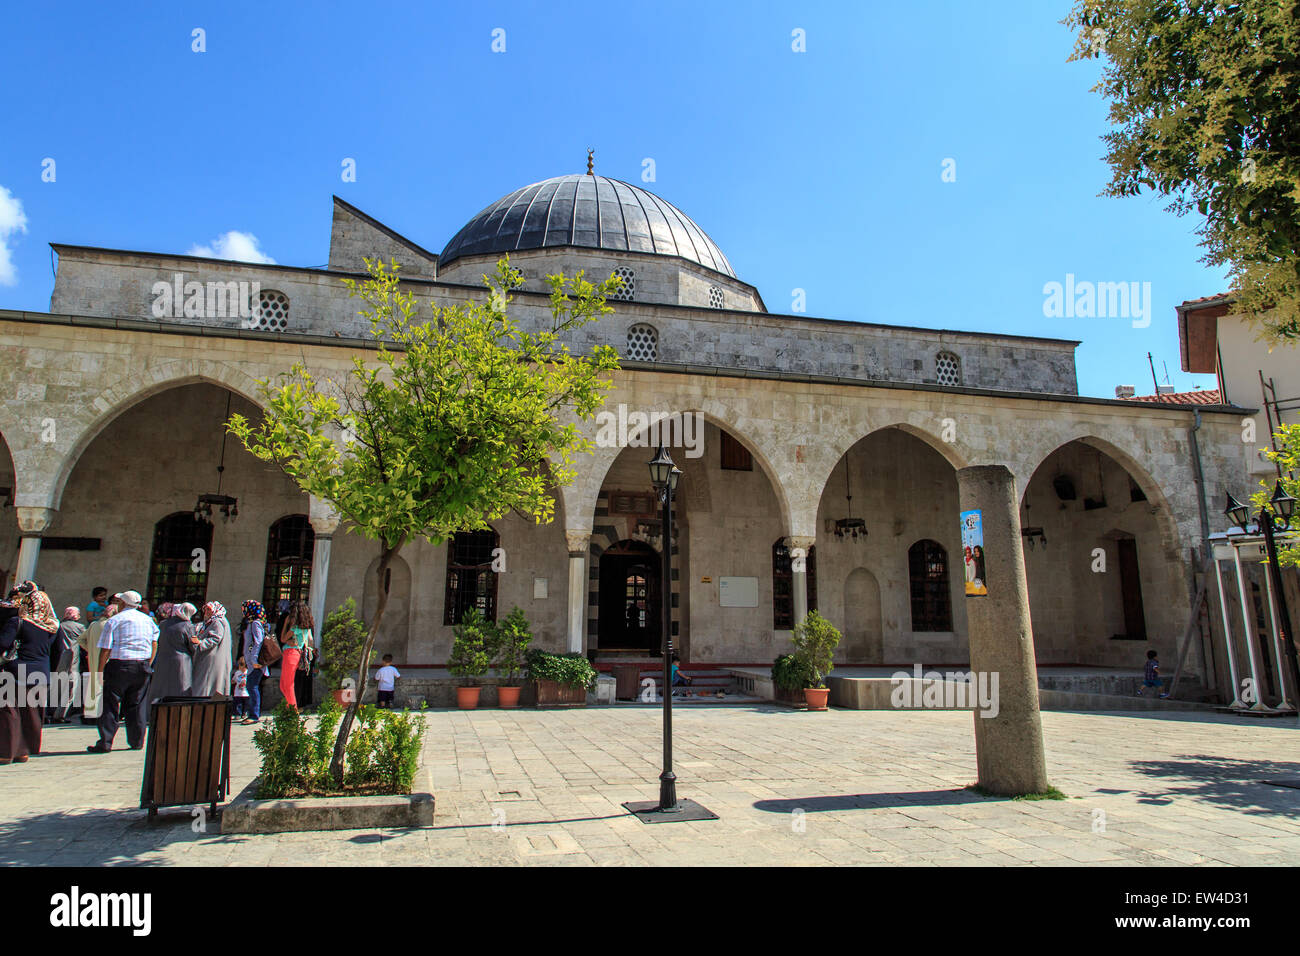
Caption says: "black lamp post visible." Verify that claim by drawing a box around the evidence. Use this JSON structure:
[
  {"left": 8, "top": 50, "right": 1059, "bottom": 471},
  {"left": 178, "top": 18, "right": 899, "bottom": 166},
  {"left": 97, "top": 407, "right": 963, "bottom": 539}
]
[
  {"left": 1225, "top": 482, "right": 1299, "bottom": 715},
  {"left": 623, "top": 445, "right": 716, "bottom": 823}
]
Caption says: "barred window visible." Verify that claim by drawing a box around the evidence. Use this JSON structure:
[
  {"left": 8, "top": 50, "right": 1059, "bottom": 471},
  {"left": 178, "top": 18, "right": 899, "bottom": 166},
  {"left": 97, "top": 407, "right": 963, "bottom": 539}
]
[
  {"left": 772, "top": 539, "right": 817, "bottom": 630},
  {"left": 935, "top": 351, "right": 961, "bottom": 386},
  {"left": 626, "top": 323, "right": 658, "bottom": 362},
  {"left": 263, "top": 515, "right": 314, "bottom": 612},
  {"left": 253, "top": 289, "right": 290, "bottom": 331},
  {"left": 146, "top": 512, "right": 214, "bottom": 609},
  {"left": 444, "top": 529, "right": 500, "bottom": 625},
  {"left": 610, "top": 267, "right": 635, "bottom": 302},
  {"left": 908, "top": 539, "right": 952, "bottom": 631},
  {"left": 708, "top": 286, "right": 725, "bottom": 309}
]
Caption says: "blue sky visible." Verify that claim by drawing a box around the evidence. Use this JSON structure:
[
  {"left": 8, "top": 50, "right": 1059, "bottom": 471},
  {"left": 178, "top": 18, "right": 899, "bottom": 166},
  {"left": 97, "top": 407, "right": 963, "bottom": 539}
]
[{"left": 0, "top": 0, "right": 1224, "bottom": 398}]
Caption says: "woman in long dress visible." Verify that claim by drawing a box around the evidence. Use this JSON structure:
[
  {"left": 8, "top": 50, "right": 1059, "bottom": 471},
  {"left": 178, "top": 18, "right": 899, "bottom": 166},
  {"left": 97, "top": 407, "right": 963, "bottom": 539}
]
[
  {"left": 77, "top": 604, "right": 115, "bottom": 721},
  {"left": 0, "top": 585, "right": 59, "bottom": 764},
  {"left": 191, "top": 601, "right": 233, "bottom": 698},
  {"left": 149, "top": 603, "right": 196, "bottom": 709}
]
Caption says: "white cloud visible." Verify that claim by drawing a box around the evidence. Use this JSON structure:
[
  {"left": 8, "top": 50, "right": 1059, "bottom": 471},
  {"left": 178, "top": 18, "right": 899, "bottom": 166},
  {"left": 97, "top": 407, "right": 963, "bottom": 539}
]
[
  {"left": 0, "top": 186, "right": 30, "bottom": 286},
  {"left": 188, "top": 230, "right": 276, "bottom": 264}
]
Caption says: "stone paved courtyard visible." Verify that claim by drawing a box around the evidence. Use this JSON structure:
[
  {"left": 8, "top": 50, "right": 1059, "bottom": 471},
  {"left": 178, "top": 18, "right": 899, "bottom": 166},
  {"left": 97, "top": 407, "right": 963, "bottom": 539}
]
[{"left": 2, "top": 705, "right": 1298, "bottom": 866}]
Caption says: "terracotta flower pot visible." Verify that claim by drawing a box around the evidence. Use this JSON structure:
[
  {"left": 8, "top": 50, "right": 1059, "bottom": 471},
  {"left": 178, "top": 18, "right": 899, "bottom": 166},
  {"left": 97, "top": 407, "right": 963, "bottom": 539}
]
[
  {"left": 804, "top": 687, "right": 830, "bottom": 711},
  {"left": 456, "top": 686, "right": 481, "bottom": 710},
  {"left": 498, "top": 685, "right": 521, "bottom": 709},
  {"left": 332, "top": 689, "right": 351, "bottom": 707}
]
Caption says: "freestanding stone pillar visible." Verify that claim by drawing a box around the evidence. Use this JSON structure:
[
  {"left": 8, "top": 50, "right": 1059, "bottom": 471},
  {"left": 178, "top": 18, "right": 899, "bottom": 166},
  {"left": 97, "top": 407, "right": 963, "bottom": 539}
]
[
  {"left": 565, "top": 530, "right": 591, "bottom": 654},
  {"left": 955, "top": 465, "right": 1049, "bottom": 795},
  {"left": 308, "top": 501, "right": 341, "bottom": 651},
  {"left": 788, "top": 535, "right": 816, "bottom": 627},
  {"left": 14, "top": 507, "right": 56, "bottom": 585}
]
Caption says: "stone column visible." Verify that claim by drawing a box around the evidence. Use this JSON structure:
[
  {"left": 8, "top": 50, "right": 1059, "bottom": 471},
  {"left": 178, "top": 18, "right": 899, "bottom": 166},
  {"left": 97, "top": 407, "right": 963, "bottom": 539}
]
[
  {"left": 565, "top": 530, "right": 590, "bottom": 654},
  {"left": 14, "top": 507, "right": 56, "bottom": 585},
  {"left": 787, "top": 535, "right": 816, "bottom": 627},
  {"left": 308, "top": 502, "right": 341, "bottom": 651},
  {"left": 956, "top": 465, "right": 1050, "bottom": 795}
]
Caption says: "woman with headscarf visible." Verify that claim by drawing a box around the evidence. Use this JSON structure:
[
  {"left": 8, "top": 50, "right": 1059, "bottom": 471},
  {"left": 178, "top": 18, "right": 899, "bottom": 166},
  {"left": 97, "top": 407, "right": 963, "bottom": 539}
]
[
  {"left": 49, "top": 607, "right": 85, "bottom": 724},
  {"left": 0, "top": 583, "right": 59, "bottom": 764},
  {"left": 191, "top": 601, "right": 233, "bottom": 699},
  {"left": 148, "top": 602, "right": 197, "bottom": 710},
  {"left": 77, "top": 601, "right": 116, "bottom": 722},
  {"left": 240, "top": 601, "right": 269, "bottom": 724}
]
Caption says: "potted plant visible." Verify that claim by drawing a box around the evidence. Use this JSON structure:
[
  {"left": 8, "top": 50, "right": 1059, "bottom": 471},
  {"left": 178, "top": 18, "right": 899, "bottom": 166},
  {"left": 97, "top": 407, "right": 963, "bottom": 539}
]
[
  {"left": 790, "top": 610, "right": 841, "bottom": 711},
  {"left": 448, "top": 607, "right": 491, "bottom": 709},
  {"left": 526, "top": 648, "right": 597, "bottom": 707},
  {"left": 490, "top": 606, "right": 533, "bottom": 708},
  {"left": 771, "top": 653, "right": 814, "bottom": 705},
  {"left": 319, "top": 599, "right": 367, "bottom": 706}
]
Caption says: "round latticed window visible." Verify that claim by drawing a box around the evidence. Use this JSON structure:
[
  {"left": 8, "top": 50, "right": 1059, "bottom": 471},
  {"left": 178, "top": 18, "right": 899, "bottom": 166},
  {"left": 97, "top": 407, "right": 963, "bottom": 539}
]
[
  {"left": 626, "top": 323, "right": 658, "bottom": 362},
  {"left": 610, "top": 267, "right": 635, "bottom": 302},
  {"left": 935, "top": 351, "right": 961, "bottom": 386},
  {"left": 708, "top": 286, "right": 725, "bottom": 309},
  {"left": 253, "top": 290, "right": 290, "bottom": 331}
]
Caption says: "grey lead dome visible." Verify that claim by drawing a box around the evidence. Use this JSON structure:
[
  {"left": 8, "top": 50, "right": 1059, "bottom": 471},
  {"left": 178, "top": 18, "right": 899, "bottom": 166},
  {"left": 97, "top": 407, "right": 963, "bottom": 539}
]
[{"left": 438, "top": 174, "right": 736, "bottom": 278}]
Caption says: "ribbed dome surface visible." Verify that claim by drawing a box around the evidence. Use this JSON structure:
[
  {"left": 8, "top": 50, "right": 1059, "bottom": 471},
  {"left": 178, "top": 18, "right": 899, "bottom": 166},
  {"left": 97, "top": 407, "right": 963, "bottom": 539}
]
[{"left": 439, "top": 174, "right": 735, "bottom": 278}]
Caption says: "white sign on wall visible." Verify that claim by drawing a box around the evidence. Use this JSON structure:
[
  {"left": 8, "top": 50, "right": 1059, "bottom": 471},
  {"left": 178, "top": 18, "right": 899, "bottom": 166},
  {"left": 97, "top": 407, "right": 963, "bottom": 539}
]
[
  {"left": 533, "top": 578, "right": 548, "bottom": 599},
  {"left": 718, "top": 576, "right": 759, "bottom": 608}
]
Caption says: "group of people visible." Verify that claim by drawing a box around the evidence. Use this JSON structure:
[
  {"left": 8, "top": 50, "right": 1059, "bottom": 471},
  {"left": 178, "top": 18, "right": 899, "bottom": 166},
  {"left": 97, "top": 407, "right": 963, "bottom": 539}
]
[{"left": 0, "top": 581, "right": 318, "bottom": 766}]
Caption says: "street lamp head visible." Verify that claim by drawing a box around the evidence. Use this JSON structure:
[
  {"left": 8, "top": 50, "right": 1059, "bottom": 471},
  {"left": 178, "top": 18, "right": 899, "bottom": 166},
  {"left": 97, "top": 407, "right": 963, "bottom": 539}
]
[
  {"left": 668, "top": 465, "right": 683, "bottom": 493},
  {"left": 648, "top": 445, "right": 675, "bottom": 489},
  {"left": 1224, "top": 492, "right": 1250, "bottom": 531},
  {"left": 1270, "top": 481, "right": 1295, "bottom": 525}
]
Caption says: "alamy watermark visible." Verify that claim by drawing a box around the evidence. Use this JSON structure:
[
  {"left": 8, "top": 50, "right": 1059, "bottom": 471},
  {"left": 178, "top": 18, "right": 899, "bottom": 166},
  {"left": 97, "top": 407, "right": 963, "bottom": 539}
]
[
  {"left": 151, "top": 273, "right": 261, "bottom": 323},
  {"left": 1042, "top": 274, "right": 1152, "bottom": 328},
  {"left": 593, "top": 405, "right": 704, "bottom": 458},
  {"left": 889, "top": 664, "right": 1000, "bottom": 718}
]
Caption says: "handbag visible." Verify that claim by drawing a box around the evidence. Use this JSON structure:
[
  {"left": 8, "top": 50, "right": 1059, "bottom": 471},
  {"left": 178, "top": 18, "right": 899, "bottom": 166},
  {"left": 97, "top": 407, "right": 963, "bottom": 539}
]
[{"left": 256, "top": 630, "right": 282, "bottom": 667}]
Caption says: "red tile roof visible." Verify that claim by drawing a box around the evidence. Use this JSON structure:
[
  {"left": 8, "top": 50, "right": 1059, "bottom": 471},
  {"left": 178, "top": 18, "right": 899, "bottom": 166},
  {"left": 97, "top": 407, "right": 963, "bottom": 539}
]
[{"left": 1126, "top": 389, "right": 1223, "bottom": 405}]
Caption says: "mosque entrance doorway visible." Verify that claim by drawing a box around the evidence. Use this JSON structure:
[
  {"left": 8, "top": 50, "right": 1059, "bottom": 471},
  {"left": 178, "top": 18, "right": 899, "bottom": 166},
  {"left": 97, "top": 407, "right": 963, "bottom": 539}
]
[{"left": 598, "top": 540, "right": 661, "bottom": 654}]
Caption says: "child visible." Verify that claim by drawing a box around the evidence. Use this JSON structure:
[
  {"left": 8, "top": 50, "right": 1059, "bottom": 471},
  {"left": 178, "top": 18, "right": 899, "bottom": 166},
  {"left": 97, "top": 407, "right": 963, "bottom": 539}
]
[
  {"left": 86, "top": 587, "right": 109, "bottom": 624},
  {"left": 375, "top": 655, "right": 400, "bottom": 709},
  {"left": 232, "top": 657, "right": 250, "bottom": 718},
  {"left": 1138, "top": 650, "right": 1168, "bottom": 699},
  {"left": 670, "top": 653, "right": 693, "bottom": 698}
]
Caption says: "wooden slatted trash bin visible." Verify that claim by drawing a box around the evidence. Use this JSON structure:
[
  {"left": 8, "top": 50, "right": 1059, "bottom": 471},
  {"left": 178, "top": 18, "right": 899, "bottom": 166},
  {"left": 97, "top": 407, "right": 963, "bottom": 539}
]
[
  {"left": 140, "top": 697, "right": 232, "bottom": 821},
  {"left": 613, "top": 664, "right": 641, "bottom": 701}
]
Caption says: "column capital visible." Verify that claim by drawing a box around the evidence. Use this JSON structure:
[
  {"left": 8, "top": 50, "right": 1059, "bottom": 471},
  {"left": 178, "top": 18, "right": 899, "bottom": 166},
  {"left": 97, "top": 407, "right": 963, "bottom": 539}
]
[
  {"left": 16, "top": 507, "right": 56, "bottom": 536},
  {"left": 309, "top": 496, "right": 342, "bottom": 536},
  {"left": 785, "top": 534, "right": 816, "bottom": 552},
  {"left": 565, "top": 529, "right": 592, "bottom": 554}
]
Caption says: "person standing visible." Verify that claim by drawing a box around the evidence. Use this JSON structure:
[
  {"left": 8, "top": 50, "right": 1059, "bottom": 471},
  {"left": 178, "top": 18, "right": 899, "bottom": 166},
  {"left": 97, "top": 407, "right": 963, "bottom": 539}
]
[
  {"left": 86, "top": 587, "right": 110, "bottom": 625},
  {"left": 49, "top": 607, "right": 85, "bottom": 724},
  {"left": 277, "top": 602, "right": 314, "bottom": 711},
  {"left": 149, "top": 602, "right": 197, "bottom": 710},
  {"left": 88, "top": 590, "right": 158, "bottom": 754},
  {"left": 77, "top": 603, "right": 116, "bottom": 723},
  {"left": 191, "top": 601, "right": 233, "bottom": 698},
  {"left": 0, "top": 584, "right": 59, "bottom": 765},
  {"left": 240, "top": 600, "right": 269, "bottom": 725}
]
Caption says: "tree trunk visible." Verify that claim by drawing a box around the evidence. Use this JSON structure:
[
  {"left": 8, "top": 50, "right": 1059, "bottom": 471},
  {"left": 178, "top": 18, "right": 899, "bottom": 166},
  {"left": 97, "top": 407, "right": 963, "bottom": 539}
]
[{"left": 329, "top": 537, "right": 404, "bottom": 785}]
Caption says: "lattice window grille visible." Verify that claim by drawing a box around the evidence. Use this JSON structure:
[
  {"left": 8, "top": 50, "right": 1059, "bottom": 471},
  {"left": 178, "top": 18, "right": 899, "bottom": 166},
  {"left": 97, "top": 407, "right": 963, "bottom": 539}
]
[
  {"left": 626, "top": 323, "right": 658, "bottom": 362},
  {"left": 253, "top": 290, "right": 290, "bottom": 331},
  {"left": 610, "top": 267, "right": 635, "bottom": 302},
  {"left": 708, "top": 286, "right": 725, "bottom": 309},
  {"left": 936, "top": 351, "right": 961, "bottom": 386}
]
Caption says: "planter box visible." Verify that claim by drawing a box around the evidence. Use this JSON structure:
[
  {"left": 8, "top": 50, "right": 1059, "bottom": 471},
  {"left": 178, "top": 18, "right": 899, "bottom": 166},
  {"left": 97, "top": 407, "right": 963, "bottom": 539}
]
[
  {"left": 220, "top": 778, "right": 435, "bottom": 834},
  {"left": 534, "top": 679, "right": 587, "bottom": 708}
]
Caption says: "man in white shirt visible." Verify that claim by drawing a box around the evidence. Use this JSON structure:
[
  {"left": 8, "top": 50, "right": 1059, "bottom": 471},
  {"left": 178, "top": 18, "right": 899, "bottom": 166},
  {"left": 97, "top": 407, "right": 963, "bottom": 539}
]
[{"left": 88, "top": 590, "right": 159, "bottom": 753}]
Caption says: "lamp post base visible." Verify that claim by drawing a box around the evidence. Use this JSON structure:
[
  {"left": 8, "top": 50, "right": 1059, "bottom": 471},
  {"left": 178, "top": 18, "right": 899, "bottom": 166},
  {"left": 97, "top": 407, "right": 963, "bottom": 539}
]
[{"left": 623, "top": 798, "right": 719, "bottom": 823}]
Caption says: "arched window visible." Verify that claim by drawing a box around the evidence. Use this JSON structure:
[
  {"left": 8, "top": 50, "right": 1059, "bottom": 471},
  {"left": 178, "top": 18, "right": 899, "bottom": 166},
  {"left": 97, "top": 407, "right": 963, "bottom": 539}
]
[
  {"left": 935, "top": 351, "right": 961, "bottom": 386},
  {"left": 444, "top": 529, "right": 500, "bottom": 625},
  {"left": 908, "top": 539, "right": 952, "bottom": 631},
  {"left": 610, "top": 267, "right": 636, "bottom": 302},
  {"left": 146, "top": 512, "right": 214, "bottom": 609},
  {"left": 625, "top": 323, "right": 658, "bottom": 362},
  {"left": 263, "top": 515, "right": 314, "bottom": 612},
  {"left": 772, "top": 539, "right": 817, "bottom": 630},
  {"left": 252, "top": 289, "right": 290, "bottom": 331}
]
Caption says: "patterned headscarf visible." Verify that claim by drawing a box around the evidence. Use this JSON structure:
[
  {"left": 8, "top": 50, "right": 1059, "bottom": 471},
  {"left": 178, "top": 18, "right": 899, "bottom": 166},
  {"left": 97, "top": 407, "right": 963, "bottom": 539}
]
[
  {"left": 157, "top": 602, "right": 176, "bottom": 620},
  {"left": 18, "top": 587, "right": 58, "bottom": 633},
  {"left": 241, "top": 600, "right": 266, "bottom": 624},
  {"left": 202, "top": 601, "right": 226, "bottom": 622},
  {"left": 62, "top": 606, "right": 81, "bottom": 622}
]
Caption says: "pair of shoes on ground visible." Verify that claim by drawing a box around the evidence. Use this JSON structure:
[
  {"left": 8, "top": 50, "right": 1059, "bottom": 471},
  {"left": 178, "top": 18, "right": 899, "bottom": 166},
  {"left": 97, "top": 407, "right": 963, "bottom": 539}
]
[{"left": 239, "top": 717, "right": 259, "bottom": 725}]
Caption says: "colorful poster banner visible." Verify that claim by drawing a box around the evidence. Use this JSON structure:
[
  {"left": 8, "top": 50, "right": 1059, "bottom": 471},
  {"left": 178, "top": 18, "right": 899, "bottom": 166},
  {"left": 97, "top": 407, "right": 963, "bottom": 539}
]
[{"left": 961, "top": 509, "right": 987, "bottom": 596}]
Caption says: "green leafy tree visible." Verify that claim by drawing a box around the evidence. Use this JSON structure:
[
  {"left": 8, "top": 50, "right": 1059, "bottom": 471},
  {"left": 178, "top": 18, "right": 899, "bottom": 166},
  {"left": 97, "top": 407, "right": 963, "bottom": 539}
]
[
  {"left": 490, "top": 606, "right": 534, "bottom": 686},
  {"left": 229, "top": 256, "right": 621, "bottom": 783},
  {"left": 1066, "top": 1, "right": 1300, "bottom": 341},
  {"left": 448, "top": 606, "right": 492, "bottom": 687},
  {"left": 790, "top": 610, "right": 841, "bottom": 689},
  {"left": 1252, "top": 422, "right": 1300, "bottom": 568}
]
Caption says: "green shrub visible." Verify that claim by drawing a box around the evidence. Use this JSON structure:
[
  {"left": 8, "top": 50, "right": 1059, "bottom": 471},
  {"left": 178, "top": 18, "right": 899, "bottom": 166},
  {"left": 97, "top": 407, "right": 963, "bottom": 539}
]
[
  {"left": 526, "top": 648, "right": 598, "bottom": 689},
  {"left": 771, "top": 653, "right": 814, "bottom": 692},
  {"left": 490, "top": 606, "right": 533, "bottom": 686},
  {"left": 319, "top": 598, "right": 367, "bottom": 693},
  {"left": 253, "top": 697, "right": 424, "bottom": 797},
  {"left": 790, "top": 610, "right": 841, "bottom": 689},
  {"left": 448, "top": 607, "right": 492, "bottom": 686}
]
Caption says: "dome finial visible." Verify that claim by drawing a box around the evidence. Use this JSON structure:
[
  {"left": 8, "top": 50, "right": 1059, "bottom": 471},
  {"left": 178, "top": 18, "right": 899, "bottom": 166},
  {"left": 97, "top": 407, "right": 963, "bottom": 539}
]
[{"left": 586, "top": 148, "right": 594, "bottom": 176}]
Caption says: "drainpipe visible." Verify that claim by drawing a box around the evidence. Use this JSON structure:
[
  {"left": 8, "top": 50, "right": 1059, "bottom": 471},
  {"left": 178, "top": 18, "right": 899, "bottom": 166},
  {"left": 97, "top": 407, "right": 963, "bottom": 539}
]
[{"left": 1189, "top": 409, "right": 1216, "bottom": 690}]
